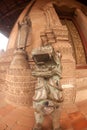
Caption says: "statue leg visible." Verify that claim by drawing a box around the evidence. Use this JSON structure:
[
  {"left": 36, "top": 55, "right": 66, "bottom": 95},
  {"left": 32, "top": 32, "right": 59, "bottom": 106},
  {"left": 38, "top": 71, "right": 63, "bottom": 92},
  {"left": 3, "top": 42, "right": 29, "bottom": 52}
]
[
  {"left": 51, "top": 106, "right": 62, "bottom": 130},
  {"left": 33, "top": 111, "right": 44, "bottom": 130},
  {"left": 33, "top": 103, "right": 44, "bottom": 130}
]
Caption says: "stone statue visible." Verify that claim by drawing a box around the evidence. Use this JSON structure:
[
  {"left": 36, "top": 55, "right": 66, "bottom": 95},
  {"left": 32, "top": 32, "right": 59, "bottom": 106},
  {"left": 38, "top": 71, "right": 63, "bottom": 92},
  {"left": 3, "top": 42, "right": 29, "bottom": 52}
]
[
  {"left": 32, "top": 45, "right": 63, "bottom": 130},
  {"left": 17, "top": 16, "right": 31, "bottom": 50}
]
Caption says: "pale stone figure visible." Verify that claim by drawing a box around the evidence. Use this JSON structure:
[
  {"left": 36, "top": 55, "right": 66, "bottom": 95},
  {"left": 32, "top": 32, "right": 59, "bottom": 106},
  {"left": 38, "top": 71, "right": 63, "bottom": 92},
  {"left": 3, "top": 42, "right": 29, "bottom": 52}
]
[
  {"left": 32, "top": 45, "right": 63, "bottom": 130},
  {"left": 17, "top": 16, "right": 31, "bottom": 50}
]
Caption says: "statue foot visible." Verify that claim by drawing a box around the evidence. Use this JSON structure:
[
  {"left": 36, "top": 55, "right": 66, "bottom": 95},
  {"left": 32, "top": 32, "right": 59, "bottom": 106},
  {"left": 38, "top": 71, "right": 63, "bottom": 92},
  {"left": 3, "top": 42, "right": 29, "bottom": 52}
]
[
  {"left": 33, "top": 123, "right": 42, "bottom": 130},
  {"left": 54, "top": 126, "right": 62, "bottom": 130}
]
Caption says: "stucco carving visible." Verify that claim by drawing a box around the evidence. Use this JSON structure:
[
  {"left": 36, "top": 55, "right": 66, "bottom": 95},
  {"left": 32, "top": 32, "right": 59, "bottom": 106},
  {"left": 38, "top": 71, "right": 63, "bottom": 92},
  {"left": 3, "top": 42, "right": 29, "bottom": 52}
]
[
  {"left": 65, "top": 19, "right": 86, "bottom": 64},
  {"left": 32, "top": 45, "right": 63, "bottom": 130},
  {"left": 43, "top": 3, "right": 62, "bottom": 29},
  {"left": 5, "top": 49, "right": 35, "bottom": 106},
  {"left": 17, "top": 16, "right": 32, "bottom": 50}
]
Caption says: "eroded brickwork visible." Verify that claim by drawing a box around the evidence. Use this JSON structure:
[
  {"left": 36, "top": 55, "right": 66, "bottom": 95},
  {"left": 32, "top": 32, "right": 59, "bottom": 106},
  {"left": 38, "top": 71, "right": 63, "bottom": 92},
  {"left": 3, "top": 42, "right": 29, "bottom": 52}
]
[
  {"left": 0, "top": 0, "right": 86, "bottom": 107},
  {"left": 5, "top": 49, "right": 36, "bottom": 106}
]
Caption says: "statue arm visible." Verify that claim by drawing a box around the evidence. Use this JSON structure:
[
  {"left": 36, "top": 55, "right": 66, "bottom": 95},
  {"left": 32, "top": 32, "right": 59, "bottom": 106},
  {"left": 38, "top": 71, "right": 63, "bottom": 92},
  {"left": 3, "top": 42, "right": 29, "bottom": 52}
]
[
  {"left": 51, "top": 65, "right": 62, "bottom": 78},
  {"left": 32, "top": 64, "right": 62, "bottom": 78},
  {"left": 32, "top": 70, "right": 52, "bottom": 77}
]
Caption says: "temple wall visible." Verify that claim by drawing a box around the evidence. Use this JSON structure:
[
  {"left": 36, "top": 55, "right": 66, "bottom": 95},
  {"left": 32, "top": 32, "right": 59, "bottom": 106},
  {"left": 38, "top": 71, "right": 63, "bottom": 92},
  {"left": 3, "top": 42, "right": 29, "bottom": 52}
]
[
  {"left": 0, "top": 49, "right": 13, "bottom": 92},
  {"left": 74, "top": 9, "right": 87, "bottom": 42},
  {"left": 5, "top": 0, "right": 77, "bottom": 107},
  {"left": 74, "top": 8, "right": 87, "bottom": 56},
  {"left": 75, "top": 69, "right": 87, "bottom": 102},
  {"left": 76, "top": 69, "right": 87, "bottom": 88},
  {"left": 0, "top": 0, "right": 87, "bottom": 106},
  {"left": 29, "top": 6, "right": 46, "bottom": 49}
]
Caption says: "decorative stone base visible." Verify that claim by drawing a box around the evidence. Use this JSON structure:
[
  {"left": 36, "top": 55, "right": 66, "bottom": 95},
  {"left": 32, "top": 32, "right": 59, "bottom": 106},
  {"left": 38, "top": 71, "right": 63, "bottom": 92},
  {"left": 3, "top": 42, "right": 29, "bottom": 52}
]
[{"left": 5, "top": 49, "right": 35, "bottom": 106}]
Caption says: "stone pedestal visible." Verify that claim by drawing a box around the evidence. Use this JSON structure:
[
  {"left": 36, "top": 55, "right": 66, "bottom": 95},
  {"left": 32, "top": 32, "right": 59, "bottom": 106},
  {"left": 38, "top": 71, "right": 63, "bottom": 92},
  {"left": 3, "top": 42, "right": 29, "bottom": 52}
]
[{"left": 5, "top": 49, "right": 35, "bottom": 106}]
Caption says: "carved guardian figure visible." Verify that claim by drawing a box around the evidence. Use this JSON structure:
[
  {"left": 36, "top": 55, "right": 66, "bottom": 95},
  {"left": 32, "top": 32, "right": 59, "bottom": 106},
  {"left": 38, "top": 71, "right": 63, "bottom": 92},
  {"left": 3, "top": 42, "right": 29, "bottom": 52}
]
[
  {"left": 17, "top": 16, "right": 31, "bottom": 50},
  {"left": 32, "top": 45, "right": 63, "bottom": 130}
]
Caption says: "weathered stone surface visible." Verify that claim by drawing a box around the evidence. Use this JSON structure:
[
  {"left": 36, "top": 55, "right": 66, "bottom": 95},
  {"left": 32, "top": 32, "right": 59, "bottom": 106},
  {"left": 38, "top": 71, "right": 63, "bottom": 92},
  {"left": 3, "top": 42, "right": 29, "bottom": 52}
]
[
  {"left": 5, "top": 49, "right": 36, "bottom": 106},
  {"left": 0, "top": 0, "right": 86, "bottom": 108}
]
